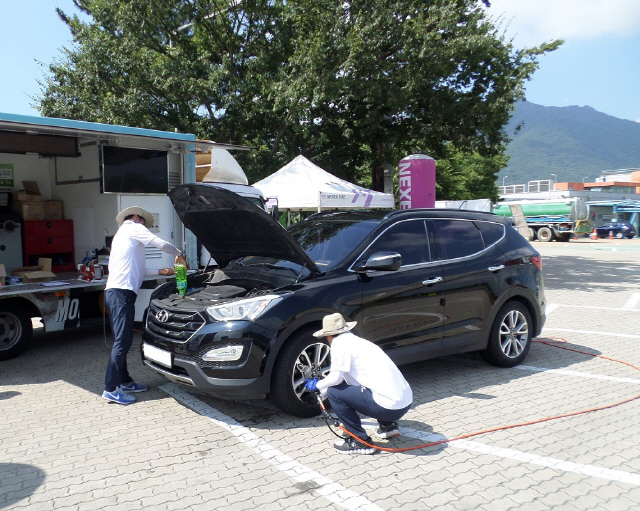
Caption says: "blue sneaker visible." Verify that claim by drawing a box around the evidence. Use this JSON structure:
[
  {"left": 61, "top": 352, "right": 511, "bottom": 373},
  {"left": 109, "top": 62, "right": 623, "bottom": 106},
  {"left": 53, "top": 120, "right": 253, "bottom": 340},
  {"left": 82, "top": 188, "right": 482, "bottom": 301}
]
[
  {"left": 119, "top": 381, "right": 149, "bottom": 393},
  {"left": 102, "top": 389, "right": 135, "bottom": 405}
]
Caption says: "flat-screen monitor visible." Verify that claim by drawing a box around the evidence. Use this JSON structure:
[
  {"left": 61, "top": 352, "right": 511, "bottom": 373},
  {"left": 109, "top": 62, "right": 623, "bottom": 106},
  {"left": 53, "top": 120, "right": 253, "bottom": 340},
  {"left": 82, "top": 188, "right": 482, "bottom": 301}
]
[{"left": 103, "top": 146, "right": 169, "bottom": 194}]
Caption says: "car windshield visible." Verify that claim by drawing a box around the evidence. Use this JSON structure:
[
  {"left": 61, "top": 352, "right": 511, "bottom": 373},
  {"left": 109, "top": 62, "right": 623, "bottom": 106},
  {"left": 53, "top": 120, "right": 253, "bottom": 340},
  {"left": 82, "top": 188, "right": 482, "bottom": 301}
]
[{"left": 287, "top": 214, "right": 382, "bottom": 271}]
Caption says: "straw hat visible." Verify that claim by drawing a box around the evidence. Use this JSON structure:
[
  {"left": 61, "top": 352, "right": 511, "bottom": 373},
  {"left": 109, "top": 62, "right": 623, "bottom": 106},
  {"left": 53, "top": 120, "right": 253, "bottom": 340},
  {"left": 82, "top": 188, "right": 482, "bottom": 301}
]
[
  {"left": 116, "top": 206, "right": 154, "bottom": 228},
  {"left": 313, "top": 313, "right": 357, "bottom": 338}
]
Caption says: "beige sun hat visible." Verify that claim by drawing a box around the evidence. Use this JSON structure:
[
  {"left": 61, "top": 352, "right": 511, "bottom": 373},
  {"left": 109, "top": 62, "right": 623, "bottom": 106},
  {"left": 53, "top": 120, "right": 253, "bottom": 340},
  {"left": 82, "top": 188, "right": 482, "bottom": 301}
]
[
  {"left": 313, "top": 313, "right": 357, "bottom": 338},
  {"left": 116, "top": 206, "right": 154, "bottom": 228}
]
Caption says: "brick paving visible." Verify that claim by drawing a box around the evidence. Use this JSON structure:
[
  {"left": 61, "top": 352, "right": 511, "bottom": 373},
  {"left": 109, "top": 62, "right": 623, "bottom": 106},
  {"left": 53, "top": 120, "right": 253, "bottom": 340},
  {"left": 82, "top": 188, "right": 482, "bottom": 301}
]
[{"left": 1, "top": 237, "right": 639, "bottom": 510}]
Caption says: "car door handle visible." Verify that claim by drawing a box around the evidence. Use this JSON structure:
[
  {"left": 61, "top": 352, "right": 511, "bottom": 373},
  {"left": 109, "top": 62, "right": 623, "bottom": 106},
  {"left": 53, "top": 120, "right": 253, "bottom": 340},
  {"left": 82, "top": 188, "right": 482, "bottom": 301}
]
[
  {"left": 422, "top": 276, "right": 443, "bottom": 286},
  {"left": 488, "top": 265, "right": 505, "bottom": 272}
]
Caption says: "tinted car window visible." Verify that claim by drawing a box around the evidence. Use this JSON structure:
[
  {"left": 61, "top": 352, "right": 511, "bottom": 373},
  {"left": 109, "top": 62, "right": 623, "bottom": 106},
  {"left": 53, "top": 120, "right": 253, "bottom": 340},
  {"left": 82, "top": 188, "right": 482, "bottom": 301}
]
[
  {"left": 362, "top": 219, "right": 430, "bottom": 266},
  {"left": 476, "top": 221, "right": 505, "bottom": 247},
  {"left": 434, "top": 219, "right": 484, "bottom": 260},
  {"left": 288, "top": 216, "right": 381, "bottom": 271}
]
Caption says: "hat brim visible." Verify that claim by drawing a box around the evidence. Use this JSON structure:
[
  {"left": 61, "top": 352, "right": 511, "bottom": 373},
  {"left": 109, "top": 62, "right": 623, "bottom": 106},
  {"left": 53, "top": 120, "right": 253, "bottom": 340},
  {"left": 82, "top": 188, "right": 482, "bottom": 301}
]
[
  {"left": 313, "top": 321, "right": 357, "bottom": 338},
  {"left": 116, "top": 207, "right": 155, "bottom": 228}
]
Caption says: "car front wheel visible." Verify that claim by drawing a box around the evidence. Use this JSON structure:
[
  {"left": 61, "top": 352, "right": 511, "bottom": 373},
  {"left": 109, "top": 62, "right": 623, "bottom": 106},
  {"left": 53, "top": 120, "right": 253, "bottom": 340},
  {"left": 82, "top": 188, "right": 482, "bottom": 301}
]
[
  {"left": 481, "top": 301, "right": 532, "bottom": 368},
  {"left": 615, "top": 232, "right": 624, "bottom": 239},
  {"left": 270, "top": 329, "right": 331, "bottom": 417}
]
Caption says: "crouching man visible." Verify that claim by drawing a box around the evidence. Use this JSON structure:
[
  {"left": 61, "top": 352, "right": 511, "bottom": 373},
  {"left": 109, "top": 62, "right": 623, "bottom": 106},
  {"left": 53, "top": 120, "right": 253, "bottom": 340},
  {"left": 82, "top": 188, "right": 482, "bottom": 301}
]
[{"left": 306, "top": 313, "right": 413, "bottom": 455}]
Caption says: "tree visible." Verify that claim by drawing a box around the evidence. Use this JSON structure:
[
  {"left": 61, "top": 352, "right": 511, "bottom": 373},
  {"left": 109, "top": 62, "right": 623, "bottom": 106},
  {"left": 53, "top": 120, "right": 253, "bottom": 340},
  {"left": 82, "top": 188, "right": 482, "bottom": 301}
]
[{"left": 38, "top": 0, "right": 560, "bottom": 197}]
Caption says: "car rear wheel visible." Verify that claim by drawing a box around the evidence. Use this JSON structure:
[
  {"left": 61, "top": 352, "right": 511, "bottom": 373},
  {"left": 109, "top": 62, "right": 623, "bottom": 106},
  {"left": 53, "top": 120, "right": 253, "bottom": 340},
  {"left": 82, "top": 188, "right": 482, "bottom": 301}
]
[
  {"left": 0, "top": 304, "right": 33, "bottom": 361},
  {"left": 271, "top": 328, "right": 331, "bottom": 417},
  {"left": 480, "top": 301, "right": 532, "bottom": 368},
  {"left": 536, "top": 227, "right": 554, "bottom": 242}
]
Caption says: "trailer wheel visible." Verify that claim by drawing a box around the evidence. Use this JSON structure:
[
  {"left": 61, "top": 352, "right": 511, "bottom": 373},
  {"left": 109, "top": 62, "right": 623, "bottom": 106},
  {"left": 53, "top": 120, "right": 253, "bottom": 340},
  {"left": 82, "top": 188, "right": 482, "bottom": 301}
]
[
  {"left": 537, "top": 227, "right": 554, "bottom": 242},
  {"left": 0, "top": 304, "right": 33, "bottom": 361},
  {"left": 527, "top": 228, "right": 535, "bottom": 241}
]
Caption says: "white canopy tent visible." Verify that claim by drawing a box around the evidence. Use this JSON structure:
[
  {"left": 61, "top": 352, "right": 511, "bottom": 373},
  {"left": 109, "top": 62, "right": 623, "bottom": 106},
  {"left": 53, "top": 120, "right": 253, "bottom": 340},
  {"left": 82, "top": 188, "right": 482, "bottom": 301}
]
[{"left": 253, "top": 155, "right": 395, "bottom": 212}]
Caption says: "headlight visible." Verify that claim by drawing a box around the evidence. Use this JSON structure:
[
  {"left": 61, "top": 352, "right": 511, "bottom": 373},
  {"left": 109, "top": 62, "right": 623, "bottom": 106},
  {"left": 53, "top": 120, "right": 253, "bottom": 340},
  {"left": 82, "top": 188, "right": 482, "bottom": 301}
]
[{"left": 206, "top": 294, "right": 283, "bottom": 321}]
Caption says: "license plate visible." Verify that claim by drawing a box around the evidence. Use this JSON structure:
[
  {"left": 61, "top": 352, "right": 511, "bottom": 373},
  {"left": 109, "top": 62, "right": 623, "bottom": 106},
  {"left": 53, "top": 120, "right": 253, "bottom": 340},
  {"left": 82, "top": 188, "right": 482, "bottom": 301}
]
[{"left": 143, "top": 343, "right": 172, "bottom": 368}]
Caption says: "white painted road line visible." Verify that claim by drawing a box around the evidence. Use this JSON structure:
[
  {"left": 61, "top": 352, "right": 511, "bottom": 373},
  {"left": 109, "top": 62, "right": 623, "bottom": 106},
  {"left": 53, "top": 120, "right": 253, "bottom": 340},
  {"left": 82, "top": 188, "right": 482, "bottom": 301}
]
[
  {"left": 514, "top": 365, "right": 640, "bottom": 385},
  {"left": 163, "top": 380, "right": 640, "bottom": 494},
  {"left": 546, "top": 303, "right": 639, "bottom": 313},
  {"left": 160, "top": 383, "right": 385, "bottom": 511},
  {"left": 357, "top": 420, "right": 640, "bottom": 487},
  {"left": 543, "top": 327, "right": 640, "bottom": 339},
  {"left": 622, "top": 293, "right": 640, "bottom": 310}
]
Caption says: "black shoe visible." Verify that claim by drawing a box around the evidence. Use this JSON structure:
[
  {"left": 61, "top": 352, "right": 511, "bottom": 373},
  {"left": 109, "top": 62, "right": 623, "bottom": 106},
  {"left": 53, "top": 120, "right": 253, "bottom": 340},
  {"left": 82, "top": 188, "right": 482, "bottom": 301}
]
[
  {"left": 374, "top": 422, "right": 401, "bottom": 439},
  {"left": 333, "top": 436, "right": 378, "bottom": 455}
]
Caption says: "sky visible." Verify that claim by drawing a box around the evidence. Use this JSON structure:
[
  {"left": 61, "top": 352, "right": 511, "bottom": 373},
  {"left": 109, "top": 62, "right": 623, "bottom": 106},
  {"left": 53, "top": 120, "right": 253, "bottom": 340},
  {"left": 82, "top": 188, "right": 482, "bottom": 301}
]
[{"left": 0, "top": 0, "right": 639, "bottom": 122}]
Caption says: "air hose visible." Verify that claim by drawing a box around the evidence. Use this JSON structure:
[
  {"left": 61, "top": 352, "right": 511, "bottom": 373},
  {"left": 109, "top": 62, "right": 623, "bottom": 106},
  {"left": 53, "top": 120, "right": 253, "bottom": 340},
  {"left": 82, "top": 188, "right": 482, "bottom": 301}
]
[{"left": 318, "top": 337, "right": 640, "bottom": 453}]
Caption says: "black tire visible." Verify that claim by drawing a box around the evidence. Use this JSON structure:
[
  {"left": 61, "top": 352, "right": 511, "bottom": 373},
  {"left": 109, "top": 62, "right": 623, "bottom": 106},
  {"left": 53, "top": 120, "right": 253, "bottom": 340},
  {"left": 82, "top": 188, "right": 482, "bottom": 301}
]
[
  {"left": 615, "top": 232, "right": 624, "bottom": 239},
  {"left": 0, "top": 304, "right": 33, "bottom": 361},
  {"left": 480, "top": 301, "right": 532, "bottom": 368},
  {"left": 271, "top": 328, "right": 331, "bottom": 417},
  {"left": 536, "top": 227, "right": 554, "bottom": 242}
]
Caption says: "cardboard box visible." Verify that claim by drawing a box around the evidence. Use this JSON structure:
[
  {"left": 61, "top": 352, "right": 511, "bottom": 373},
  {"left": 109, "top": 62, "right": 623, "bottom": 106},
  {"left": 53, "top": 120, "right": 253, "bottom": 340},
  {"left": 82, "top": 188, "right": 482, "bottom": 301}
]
[
  {"left": 43, "top": 200, "right": 63, "bottom": 219},
  {"left": 13, "top": 201, "right": 45, "bottom": 220},
  {"left": 11, "top": 258, "right": 55, "bottom": 283},
  {"left": 15, "top": 181, "right": 42, "bottom": 202}
]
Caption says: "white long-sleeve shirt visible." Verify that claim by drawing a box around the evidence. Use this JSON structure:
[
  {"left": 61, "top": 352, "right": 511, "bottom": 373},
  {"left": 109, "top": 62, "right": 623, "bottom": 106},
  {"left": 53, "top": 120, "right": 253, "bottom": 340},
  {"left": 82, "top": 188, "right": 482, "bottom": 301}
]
[
  {"left": 106, "top": 220, "right": 180, "bottom": 293},
  {"left": 316, "top": 332, "right": 413, "bottom": 410}
]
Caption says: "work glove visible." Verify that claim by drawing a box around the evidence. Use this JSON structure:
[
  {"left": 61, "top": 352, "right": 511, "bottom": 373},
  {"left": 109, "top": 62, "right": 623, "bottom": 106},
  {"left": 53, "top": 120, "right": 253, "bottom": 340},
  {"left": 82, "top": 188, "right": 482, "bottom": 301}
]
[{"left": 305, "top": 378, "right": 319, "bottom": 393}]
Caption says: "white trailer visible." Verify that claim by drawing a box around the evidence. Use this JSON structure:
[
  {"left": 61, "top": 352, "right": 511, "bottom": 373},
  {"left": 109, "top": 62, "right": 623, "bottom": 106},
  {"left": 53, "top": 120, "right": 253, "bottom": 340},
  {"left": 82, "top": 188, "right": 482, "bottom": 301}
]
[{"left": 0, "top": 112, "right": 253, "bottom": 360}]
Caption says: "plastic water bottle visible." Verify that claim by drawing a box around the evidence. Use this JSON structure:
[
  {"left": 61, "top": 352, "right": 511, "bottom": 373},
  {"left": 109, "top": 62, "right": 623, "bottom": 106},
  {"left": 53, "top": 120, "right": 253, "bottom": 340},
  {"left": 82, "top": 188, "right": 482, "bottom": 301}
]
[{"left": 175, "top": 262, "right": 187, "bottom": 297}]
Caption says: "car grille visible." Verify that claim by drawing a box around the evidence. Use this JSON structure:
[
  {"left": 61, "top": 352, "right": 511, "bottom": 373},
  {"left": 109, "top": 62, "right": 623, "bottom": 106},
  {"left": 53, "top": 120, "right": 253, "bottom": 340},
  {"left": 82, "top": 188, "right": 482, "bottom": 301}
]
[{"left": 146, "top": 303, "right": 206, "bottom": 342}]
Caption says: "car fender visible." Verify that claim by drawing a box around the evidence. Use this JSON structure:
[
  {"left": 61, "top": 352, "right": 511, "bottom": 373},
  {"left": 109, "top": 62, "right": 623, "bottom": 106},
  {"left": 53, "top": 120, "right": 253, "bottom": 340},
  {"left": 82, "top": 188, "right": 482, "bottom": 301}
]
[
  {"left": 487, "top": 287, "right": 543, "bottom": 339},
  {"left": 260, "top": 308, "right": 340, "bottom": 381}
]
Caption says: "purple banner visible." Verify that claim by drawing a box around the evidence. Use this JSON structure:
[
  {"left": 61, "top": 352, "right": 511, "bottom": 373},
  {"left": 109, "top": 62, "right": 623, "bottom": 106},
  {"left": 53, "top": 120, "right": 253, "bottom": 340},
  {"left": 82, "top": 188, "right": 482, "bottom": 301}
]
[{"left": 398, "top": 154, "right": 436, "bottom": 209}]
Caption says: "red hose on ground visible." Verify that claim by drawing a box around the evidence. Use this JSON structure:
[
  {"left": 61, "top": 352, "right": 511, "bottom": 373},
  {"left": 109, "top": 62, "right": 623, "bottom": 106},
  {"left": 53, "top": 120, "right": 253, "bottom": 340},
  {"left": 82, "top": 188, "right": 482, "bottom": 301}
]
[{"left": 335, "top": 338, "right": 640, "bottom": 452}]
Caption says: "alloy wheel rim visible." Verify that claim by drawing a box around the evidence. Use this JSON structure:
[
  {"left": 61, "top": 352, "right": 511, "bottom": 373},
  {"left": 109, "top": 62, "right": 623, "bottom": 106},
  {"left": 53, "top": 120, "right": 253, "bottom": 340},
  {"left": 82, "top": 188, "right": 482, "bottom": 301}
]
[
  {"left": 498, "top": 310, "right": 528, "bottom": 358},
  {"left": 292, "top": 342, "right": 331, "bottom": 401}
]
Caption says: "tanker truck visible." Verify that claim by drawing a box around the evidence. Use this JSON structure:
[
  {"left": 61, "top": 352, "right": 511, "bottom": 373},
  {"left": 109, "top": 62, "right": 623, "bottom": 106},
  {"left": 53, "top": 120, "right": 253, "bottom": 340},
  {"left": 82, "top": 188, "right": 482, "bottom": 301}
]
[{"left": 493, "top": 198, "right": 592, "bottom": 242}]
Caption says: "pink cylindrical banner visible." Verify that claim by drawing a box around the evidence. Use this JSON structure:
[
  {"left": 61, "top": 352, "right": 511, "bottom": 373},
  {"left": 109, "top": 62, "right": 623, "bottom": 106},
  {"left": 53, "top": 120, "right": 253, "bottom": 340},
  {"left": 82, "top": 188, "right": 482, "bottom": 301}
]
[{"left": 398, "top": 154, "right": 436, "bottom": 209}]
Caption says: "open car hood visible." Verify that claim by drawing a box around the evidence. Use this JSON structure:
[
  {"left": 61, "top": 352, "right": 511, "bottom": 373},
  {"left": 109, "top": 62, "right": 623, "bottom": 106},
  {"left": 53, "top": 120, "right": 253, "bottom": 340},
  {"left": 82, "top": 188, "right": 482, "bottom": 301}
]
[{"left": 169, "top": 184, "right": 321, "bottom": 273}]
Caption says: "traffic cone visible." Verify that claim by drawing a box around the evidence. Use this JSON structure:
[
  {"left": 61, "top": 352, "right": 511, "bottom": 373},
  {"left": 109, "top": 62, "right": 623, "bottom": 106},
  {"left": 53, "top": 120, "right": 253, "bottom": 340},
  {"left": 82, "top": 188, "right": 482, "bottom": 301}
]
[
  {"left": 589, "top": 228, "right": 597, "bottom": 240},
  {"left": 573, "top": 232, "right": 578, "bottom": 241},
  {"left": 609, "top": 230, "right": 613, "bottom": 240}
]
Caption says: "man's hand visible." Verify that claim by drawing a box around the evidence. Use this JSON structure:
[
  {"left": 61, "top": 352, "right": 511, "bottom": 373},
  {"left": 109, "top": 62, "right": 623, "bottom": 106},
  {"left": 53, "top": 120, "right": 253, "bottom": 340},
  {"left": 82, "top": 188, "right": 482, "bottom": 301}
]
[
  {"left": 305, "top": 378, "right": 319, "bottom": 393},
  {"left": 158, "top": 267, "right": 175, "bottom": 276}
]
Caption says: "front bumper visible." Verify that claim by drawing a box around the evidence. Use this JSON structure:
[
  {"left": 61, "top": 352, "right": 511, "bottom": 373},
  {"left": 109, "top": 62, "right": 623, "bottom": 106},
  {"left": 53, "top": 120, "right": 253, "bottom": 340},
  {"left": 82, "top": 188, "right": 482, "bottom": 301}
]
[
  {"left": 141, "top": 317, "right": 275, "bottom": 399},
  {"left": 142, "top": 354, "right": 269, "bottom": 399}
]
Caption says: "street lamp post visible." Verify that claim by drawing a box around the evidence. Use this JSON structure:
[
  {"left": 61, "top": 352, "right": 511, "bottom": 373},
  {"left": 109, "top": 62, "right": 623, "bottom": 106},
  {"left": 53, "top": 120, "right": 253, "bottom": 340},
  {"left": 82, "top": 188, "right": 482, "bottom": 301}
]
[
  {"left": 502, "top": 175, "right": 508, "bottom": 187},
  {"left": 550, "top": 174, "right": 557, "bottom": 189},
  {"left": 583, "top": 177, "right": 588, "bottom": 183}
]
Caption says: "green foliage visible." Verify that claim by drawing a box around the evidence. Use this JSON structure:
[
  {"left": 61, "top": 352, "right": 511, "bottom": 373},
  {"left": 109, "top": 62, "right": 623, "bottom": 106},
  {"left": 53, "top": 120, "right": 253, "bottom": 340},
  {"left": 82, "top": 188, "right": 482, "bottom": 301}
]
[{"left": 37, "top": 0, "right": 560, "bottom": 198}]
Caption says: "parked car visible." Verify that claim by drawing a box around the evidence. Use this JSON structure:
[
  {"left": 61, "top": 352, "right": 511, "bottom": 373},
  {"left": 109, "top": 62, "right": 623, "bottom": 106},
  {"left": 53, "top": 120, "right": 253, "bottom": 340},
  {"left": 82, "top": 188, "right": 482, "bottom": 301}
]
[
  {"left": 142, "top": 185, "right": 546, "bottom": 417},
  {"left": 595, "top": 222, "right": 636, "bottom": 239}
]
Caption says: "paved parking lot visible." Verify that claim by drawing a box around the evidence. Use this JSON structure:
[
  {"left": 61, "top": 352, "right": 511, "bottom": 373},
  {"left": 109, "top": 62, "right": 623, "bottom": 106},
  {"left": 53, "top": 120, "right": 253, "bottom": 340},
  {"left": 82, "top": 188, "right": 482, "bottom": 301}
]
[{"left": 2, "top": 237, "right": 640, "bottom": 511}]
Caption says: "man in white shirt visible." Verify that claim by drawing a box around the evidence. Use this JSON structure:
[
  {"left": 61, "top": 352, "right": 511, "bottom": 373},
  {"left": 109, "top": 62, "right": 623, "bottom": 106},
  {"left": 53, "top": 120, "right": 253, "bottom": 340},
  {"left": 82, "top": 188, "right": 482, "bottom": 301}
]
[
  {"left": 103, "top": 206, "right": 184, "bottom": 405},
  {"left": 307, "top": 313, "right": 413, "bottom": 455}
]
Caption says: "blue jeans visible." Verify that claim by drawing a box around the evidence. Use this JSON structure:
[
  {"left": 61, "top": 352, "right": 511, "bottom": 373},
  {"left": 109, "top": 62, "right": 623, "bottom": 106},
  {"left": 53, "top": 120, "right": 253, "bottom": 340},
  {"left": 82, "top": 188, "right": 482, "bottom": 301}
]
[
  {"left": 326, "top": 382, "right": 412, "bottom": 441},
  {"left": 104, "top": 288, "right": 137, "bottom": 392}
]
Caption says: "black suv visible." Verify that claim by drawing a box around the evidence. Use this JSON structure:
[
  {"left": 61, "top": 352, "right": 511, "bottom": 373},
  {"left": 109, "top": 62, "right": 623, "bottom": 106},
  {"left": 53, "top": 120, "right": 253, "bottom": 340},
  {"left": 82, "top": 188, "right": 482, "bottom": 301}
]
[{"left": 142, "top": 185, "right": 546, "bottom": 416}]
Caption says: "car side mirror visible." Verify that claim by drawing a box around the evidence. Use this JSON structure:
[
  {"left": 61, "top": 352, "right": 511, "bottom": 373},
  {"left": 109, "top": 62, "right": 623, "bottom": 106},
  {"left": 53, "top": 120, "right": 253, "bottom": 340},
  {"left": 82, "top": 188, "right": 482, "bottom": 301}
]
[
  {"left": 353, "top": 251, "right": 402, "bottom": 272},
  {"left": 271, "top": 204, "right": 279, "bottom": 220}
]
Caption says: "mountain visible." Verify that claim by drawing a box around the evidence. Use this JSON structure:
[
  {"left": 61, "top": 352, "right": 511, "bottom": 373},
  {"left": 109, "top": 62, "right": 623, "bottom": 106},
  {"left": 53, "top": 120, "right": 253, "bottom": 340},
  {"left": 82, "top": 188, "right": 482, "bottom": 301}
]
[{"left": 501, "top": 101, "right": 640, "bottom": 185}]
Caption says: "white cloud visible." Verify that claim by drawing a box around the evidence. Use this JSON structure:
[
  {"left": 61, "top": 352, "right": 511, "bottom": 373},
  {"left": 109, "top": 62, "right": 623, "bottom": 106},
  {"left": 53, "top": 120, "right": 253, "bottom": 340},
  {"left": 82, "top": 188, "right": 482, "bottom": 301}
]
[{"left": 486, "top": 0, "right": 640, "bottom": 45}]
